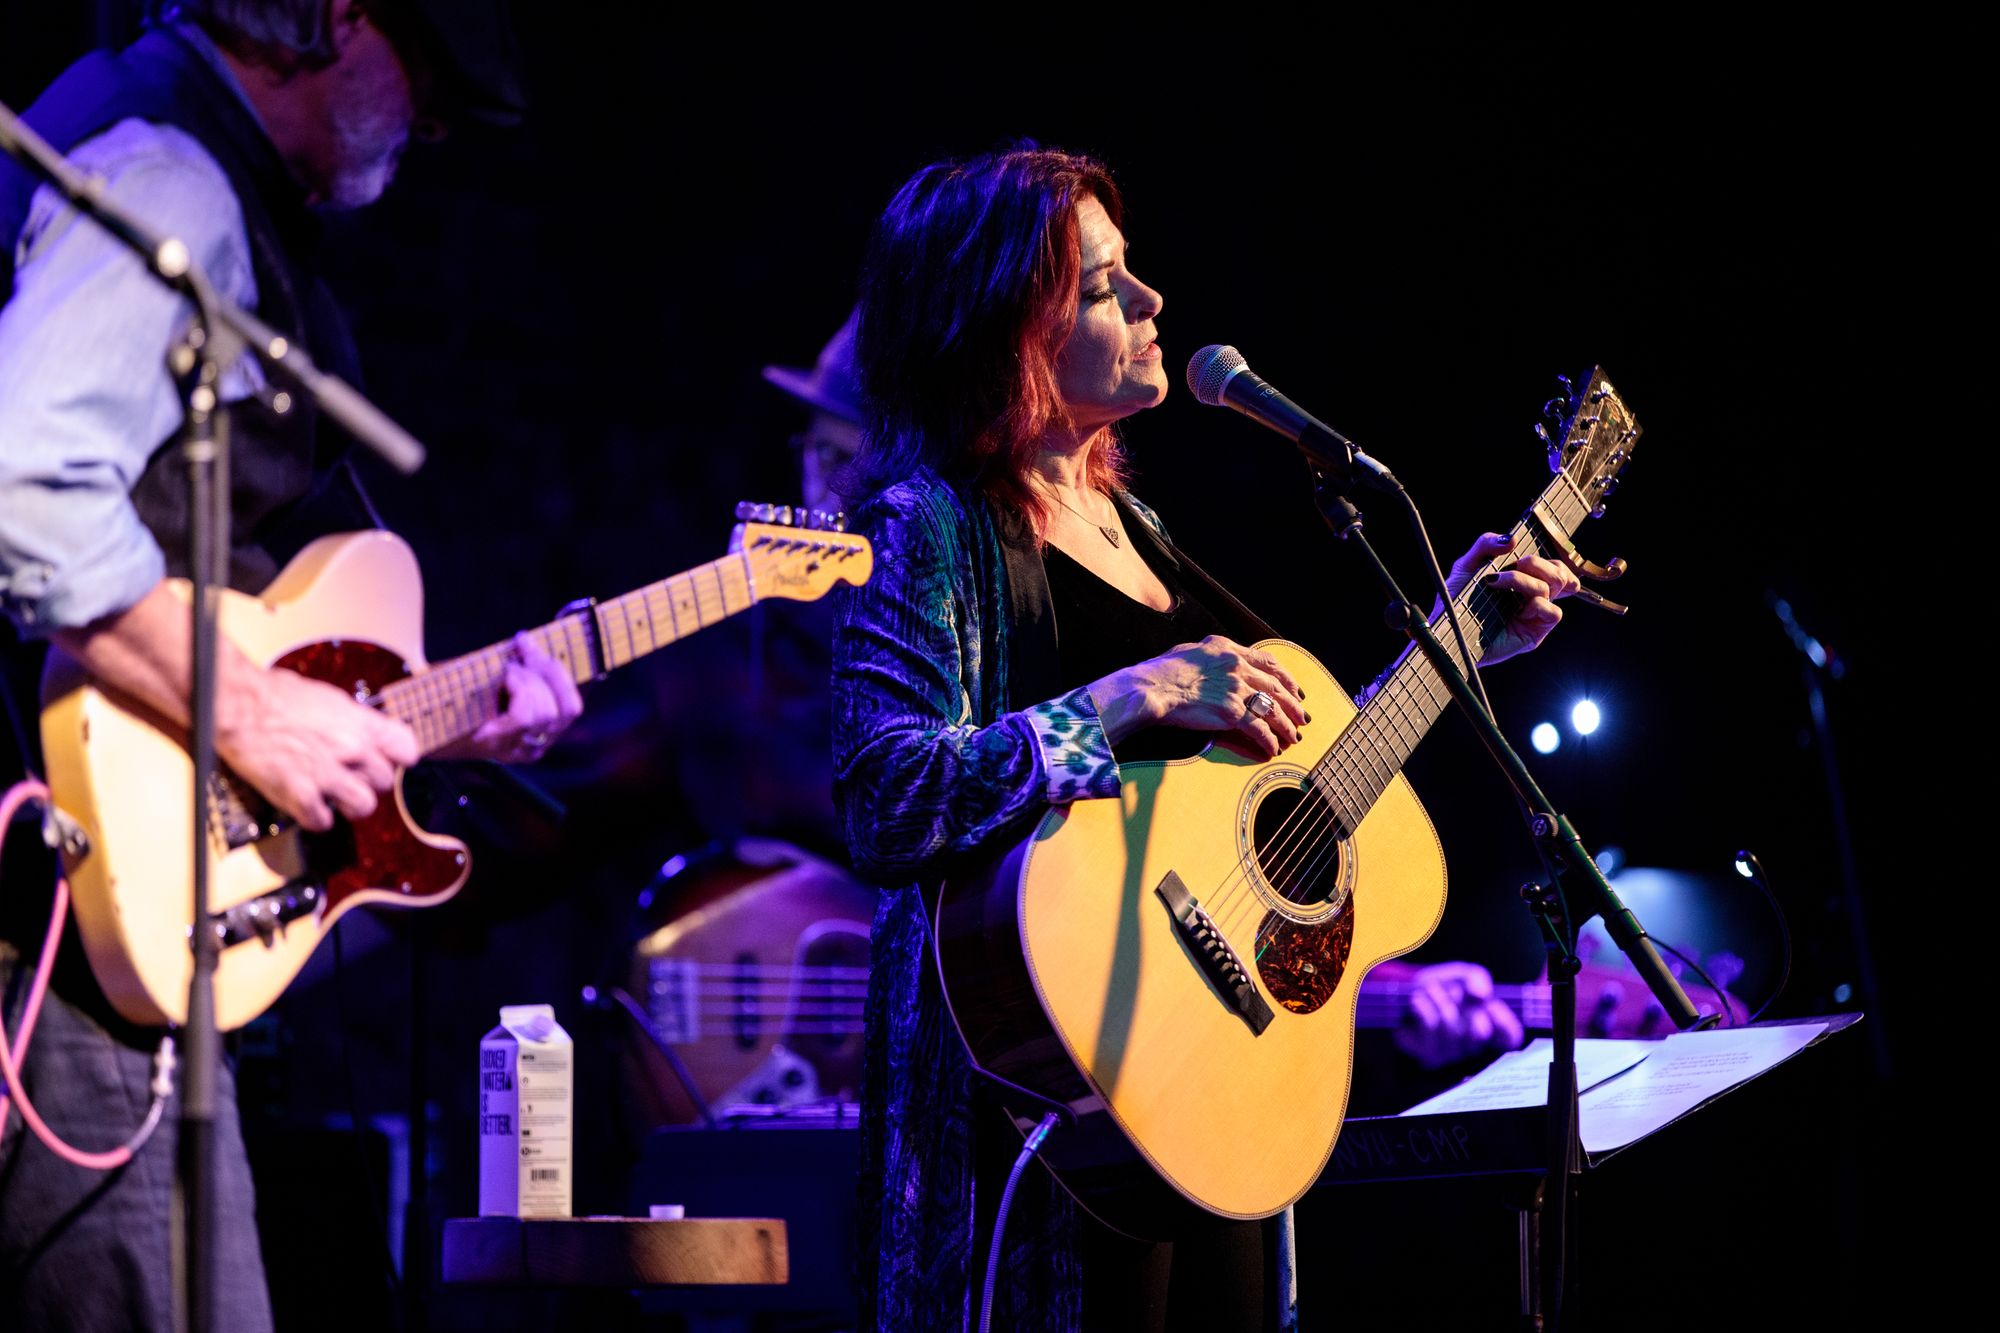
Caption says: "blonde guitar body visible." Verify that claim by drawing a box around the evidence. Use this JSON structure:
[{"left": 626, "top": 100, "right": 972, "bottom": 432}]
[
  {"left": 937, "top": 641, "right": 1444, "bottom": 1237},
  {"left": 43, "top": 532, "right": 460, "bottom": 1030},
  {"left": 40, "top": 511, "right": 873, "bottom": 1031}
]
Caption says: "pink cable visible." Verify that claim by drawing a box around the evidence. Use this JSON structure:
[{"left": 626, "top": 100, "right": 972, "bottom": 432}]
[{"left": 0, "top": 777, "right": 138, "bottom": 1170}]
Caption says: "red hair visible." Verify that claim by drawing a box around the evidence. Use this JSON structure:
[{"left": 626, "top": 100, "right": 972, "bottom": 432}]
[{"left": 851, "top": 145, "right": 1128, "bottom": 536}]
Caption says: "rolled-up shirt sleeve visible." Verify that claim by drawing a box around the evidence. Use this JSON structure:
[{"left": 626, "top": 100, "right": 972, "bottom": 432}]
[
  {"left": 0, "top": 117, "right": 257, "bottom": 633},
  {"left": 832, "top": 490, "right": 1122, "bottom": 886}
]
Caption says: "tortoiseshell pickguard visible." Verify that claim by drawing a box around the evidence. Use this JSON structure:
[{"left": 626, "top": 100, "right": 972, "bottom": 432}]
[
  {"left": 272, "top": 639, "right": 465, "bottom": 912},
  {"left": 1255, "top": 903, "right": 1354, "bottom": 1014}
]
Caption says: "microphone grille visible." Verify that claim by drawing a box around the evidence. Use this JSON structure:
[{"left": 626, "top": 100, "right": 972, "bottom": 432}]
[{"left": 1186, "top": 344, "right": 1245, "bottom": 406}]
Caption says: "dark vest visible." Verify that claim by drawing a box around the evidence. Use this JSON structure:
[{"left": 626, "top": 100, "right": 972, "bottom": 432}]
[{"left": 0, "top": 24, "right": 375, "bottom": 597}]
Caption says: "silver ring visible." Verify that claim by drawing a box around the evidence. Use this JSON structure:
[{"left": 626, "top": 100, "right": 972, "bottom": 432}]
[
  {"left": 524, "top": 731, "right": 552, "bottom": 750},
  {"left": 1245, "top": 691, "right": 1276, "bottom": 721}
]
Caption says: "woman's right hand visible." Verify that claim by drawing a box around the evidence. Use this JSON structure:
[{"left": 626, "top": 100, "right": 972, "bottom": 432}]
[{"left": 1088, "top": 635, "right": 1309, "bottom": 758}]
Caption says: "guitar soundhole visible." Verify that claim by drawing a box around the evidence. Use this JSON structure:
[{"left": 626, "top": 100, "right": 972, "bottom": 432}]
[{"left": 1251, "top": 784, "right": 1346, "bottom": 909}]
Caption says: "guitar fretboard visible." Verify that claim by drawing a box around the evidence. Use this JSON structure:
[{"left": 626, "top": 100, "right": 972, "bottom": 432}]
[
  {"left": 375, "top": 552, "right": 757, "bottom": 754},
  {"left": 1312, "top": 454, "right": 1604, "bottom": 835}
]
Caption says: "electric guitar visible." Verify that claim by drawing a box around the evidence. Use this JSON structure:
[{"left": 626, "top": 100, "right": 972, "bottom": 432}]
[
  {"left": 934, "top": 369, "right": 1641, "bottom": 1238},
  {"left": 41, "top": 506, "right": 872, "bottom": 1031}
]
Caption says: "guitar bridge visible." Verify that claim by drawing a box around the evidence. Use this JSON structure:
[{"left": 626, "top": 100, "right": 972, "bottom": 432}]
[
  {"left": 1154, "top": 871, "right": 1274, "bottom": 1036},
  {"left": 208, "top": 772, "right": 285, "bottom": 850}
]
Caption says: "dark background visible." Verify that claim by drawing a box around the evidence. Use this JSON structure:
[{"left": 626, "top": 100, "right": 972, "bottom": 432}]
[{"left": 5, "top": 8, "right": 1942, "bottom": 1329}]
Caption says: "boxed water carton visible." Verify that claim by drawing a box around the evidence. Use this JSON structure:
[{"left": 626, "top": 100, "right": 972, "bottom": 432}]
[{"left": 478, "top": 1004, "right": 573, "bottom": 1218}]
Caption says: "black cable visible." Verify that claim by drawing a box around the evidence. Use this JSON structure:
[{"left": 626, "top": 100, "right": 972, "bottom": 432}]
[
  {"left": 1395, "top": 488, "right": 1498, "bottom": 722},
  {"left": 1734, "top": 851, "right": 1794, "bottom": 1025},
  {"left": 1652, "top": 940, "right": 1738, "bottom": 1029},
  {"left": 977, "top": 1112, "right": 1059, "bottom": 1333}
]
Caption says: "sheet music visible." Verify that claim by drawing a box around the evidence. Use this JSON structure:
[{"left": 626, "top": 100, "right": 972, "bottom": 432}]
[
  {"left": 1578, "top": 1021, "right": 1828, "bottom": 1153},
  {"left": 1397, "top": 1037, "right": 1658, "bottom": 1117},
  {"left": 1394, "top": 1021, "right": 1832, "bottom": 1159}
]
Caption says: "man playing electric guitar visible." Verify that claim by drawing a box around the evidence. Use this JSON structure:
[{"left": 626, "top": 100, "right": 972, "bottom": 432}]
[{"left": 0, "top": 4, "right": 578, "bottom": 1329}]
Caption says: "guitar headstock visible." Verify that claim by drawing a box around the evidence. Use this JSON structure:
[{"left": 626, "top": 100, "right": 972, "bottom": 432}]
[
  {"left": 731, "top": 501, "right": 875, "bottom": 603},
  {"left": 1537, "top": 367, "right": 1642, "bottom": 521}
]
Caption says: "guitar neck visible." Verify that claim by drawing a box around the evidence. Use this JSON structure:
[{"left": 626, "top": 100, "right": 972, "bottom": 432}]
[
  {"left": 1312, "top": 463, "right": 1601, "bottom": 833},
  {"left": 1355, "top": 979, "right": 1555, "bottom": 1030},
  {"left": 375, "top": 551, "right": 758, "bottom": 756}
]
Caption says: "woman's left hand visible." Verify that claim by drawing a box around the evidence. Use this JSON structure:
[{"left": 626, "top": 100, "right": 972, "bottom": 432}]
[{"left": 1445, "top": 532, "right": 1582, "bottom": 667}]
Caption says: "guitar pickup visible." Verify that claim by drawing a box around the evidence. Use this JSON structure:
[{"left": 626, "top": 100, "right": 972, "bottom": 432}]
[
  {"left": 205, "top": 882, "right": 323, "bottom": 949},
  {"left": 1154, "top": 870, "right": 1274, "bottom": 1037}
]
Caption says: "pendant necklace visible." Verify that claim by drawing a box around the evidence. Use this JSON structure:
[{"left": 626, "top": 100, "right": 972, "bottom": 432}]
[{"left": 1054, "top": 491, "right": 1120, "bottom": 547}]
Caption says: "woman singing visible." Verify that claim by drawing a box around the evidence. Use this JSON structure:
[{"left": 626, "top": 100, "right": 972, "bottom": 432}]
[{"left": 832, "top": 145, "right": 1577, "bottom": 1331}]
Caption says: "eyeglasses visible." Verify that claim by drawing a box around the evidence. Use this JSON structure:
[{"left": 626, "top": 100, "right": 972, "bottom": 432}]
[{"left": 791, "top": 432, "right": 858, "bottom": 466}]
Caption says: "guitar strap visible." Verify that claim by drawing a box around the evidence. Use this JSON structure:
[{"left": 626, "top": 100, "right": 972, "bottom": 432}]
[{"left": 1112, "top": 493, "right": 1284, "bottom": 646}]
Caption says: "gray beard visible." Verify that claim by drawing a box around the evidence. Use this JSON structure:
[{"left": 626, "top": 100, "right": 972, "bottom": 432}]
[
  {"left": 326, "top": 111, "right": 406, "bottom": 208},
  {"left": 324, "top": 62, "right": 410, "bottom": 209}
]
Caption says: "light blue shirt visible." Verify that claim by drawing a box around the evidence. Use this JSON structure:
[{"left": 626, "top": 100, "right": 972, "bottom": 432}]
[{"left": 0, "top": 25, "right": 267, "bottom": 634}]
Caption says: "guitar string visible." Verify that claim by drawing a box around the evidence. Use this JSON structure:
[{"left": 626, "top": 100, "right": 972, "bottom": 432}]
[
  {"left": 1227, "top": 437, "right": 1601, "bottom": 931},
  {"left": 1230, "top": 606, "right": 1477, "bottom": 955},
  {"left": 1232, "top": 555, "right": 1528, "bottom": 947},
  {"left": 1196, "top": 571, "right": 1510, "bottom": 941},
  {"left": 372, "top": 545, "right": 813, "bottom": 746},
  {"left": 1207, "top": 480, "right": 1582, "bottom": 950},
  {"left": 653, "top": 965, "right": 1618, "bottom": 1029},
  {"left": 1197, "top": 594, "right": 1447, "bottom": 925},
  {"left": 1196, "top": 501, "right": 1567, "bottom": 953},
  {"left": 1198, "top": 595, "right": 1466, "bottom": 938}
]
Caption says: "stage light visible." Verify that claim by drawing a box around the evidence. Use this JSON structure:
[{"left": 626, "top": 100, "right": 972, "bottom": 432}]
[
  {"left": 1571, "top": 699, "right": 1601, "bottom": 735},
  {"left": 1531, "top": 722, "right": 1560, "bottom": 754},
  {"left": 1833, "top": 983, "right": 1854, "bottom": 1004},
  {"left": 1734, "top": 857, "right": 1755, "bottom": 879}
]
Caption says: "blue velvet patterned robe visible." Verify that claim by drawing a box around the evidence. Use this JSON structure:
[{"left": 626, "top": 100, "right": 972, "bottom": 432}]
[{"left": 832, "top": 466, "right": 1275, "bottom": 1332}]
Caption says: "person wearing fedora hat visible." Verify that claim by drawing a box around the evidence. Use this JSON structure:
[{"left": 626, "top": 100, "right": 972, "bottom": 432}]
[
  {"left": 0, "top": 3, "right": 572, "bottom": 1327},
  {"left": 764, "top": 307, "right": 865, "bottom": 513}
]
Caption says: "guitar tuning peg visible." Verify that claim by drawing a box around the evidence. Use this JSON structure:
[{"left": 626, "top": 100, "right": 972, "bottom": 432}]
[
  {"left": 734, "top": 501, "right": 755, "bottom": 521},
  {"left": 1536, "top": 422, "right": 1563, "bottom": 472},
  {"left": 775, "top": 505, "right": 795, "bottom": 527},
  {"left": 1556, "top": 374, "right": 1574, "bottom": 396},
  {"left": 828, "top": 511, "right": 848, "bottom": 533}
]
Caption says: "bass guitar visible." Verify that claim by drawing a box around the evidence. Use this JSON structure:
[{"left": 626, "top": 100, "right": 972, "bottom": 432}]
[
  {"left": 42, "top": 505, "right": 872, "bottom": 1030},
  {"left": 935, "top": 369, "right": 1640, "bottom": 1237}
]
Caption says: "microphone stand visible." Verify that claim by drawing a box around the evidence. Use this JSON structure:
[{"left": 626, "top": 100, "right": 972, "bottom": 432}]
[
  {"left": 1300, "top": 427, "right": 1709, "bottom": 1331},
  {"left": 2, "top": 101, "right": 426, "bottom": 1333}
]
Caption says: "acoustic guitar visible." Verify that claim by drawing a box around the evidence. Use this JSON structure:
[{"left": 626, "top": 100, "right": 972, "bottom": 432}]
[
  {"left": 41, "top": 506, "right": 872, "bottom": 1030},
  {"left": 935, "top": 369, "right": 1640, "bottom": 1237}
]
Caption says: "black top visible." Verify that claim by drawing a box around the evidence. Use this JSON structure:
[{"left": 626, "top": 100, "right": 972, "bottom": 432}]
[{"left": 1044, "top": 535, "right": 1231, "bottom": 764}]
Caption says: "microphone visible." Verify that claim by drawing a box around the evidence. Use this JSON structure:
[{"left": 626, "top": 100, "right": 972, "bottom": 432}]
[{"left": 1185, "top": 345, "right": 1400, "bottom": 493}]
